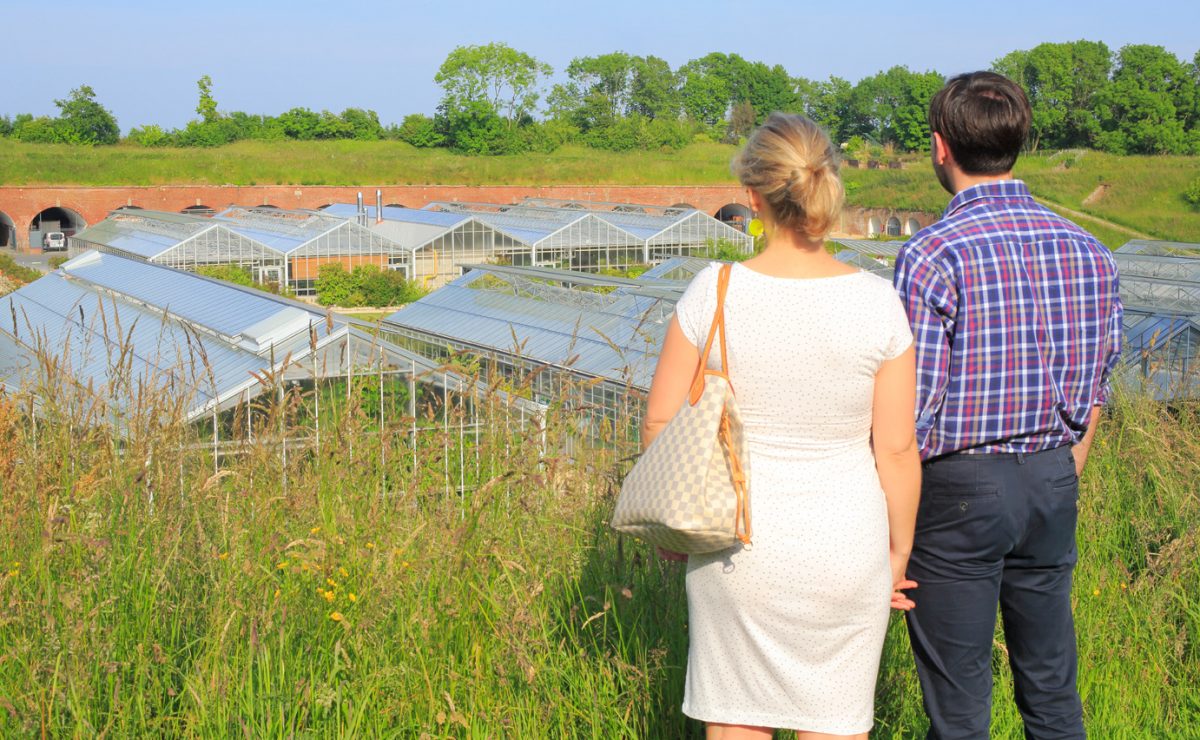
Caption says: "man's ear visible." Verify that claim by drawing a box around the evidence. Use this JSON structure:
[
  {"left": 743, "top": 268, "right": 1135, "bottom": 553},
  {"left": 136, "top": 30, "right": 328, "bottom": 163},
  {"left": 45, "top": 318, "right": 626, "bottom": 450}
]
[{"left": 931, "top": 132, "right": 949, "bottom": 166}]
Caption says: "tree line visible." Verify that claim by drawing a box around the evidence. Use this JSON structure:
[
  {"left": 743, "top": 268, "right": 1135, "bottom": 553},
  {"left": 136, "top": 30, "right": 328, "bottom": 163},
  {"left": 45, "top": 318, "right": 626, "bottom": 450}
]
[{"left": 3, "top": 41, "right": 1198, "bottom": 156}]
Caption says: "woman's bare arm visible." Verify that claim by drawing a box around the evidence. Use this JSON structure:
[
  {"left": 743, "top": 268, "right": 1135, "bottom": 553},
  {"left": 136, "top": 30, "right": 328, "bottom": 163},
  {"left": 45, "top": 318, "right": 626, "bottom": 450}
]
[
  {"left": 642, "top": 315, "right": 700, "bottom": 451},
  {"left": 872, "top": 345, "right": 921, "bottom": 609}
]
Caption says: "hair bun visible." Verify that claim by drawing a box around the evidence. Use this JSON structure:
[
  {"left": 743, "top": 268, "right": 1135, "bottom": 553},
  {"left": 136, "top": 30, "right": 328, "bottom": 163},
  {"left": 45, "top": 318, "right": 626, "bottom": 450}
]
[{"left": 732, "top": 113, "right": 843, "bottom": 240}]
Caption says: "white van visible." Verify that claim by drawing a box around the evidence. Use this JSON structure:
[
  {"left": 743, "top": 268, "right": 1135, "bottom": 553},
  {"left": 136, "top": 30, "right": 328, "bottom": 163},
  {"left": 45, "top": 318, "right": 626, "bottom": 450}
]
[{"left": 43, "top": 232, "right": 66, "bottom": 251}]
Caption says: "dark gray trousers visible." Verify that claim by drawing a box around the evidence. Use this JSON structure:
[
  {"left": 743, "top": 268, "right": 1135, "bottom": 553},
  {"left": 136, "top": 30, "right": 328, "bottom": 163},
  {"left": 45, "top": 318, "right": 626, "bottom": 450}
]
[{"left": 905, "top": 445, "right": 1086, "bottom": 740}]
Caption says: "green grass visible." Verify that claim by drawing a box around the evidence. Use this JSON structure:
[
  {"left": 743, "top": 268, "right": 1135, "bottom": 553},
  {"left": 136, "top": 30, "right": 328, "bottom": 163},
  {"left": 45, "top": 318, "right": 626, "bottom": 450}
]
[
  {"left": 0, "top": 139, "right": 742, "bottom": 188},
  {"left": 0, "top": 342, "right": 1196, "bottom": 737}
]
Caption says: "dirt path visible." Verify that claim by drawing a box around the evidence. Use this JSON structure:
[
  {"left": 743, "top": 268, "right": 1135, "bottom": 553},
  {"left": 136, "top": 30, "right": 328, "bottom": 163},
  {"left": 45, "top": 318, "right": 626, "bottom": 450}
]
[{"left": 1034, "top": 196, "right": 1154, "bottom": 239}]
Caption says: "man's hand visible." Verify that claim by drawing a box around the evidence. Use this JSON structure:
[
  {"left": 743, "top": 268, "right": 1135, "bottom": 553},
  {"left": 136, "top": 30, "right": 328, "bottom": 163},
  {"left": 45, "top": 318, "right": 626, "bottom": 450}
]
[{"left": 657, "top": 547, "right": 687, "bottom": 562}]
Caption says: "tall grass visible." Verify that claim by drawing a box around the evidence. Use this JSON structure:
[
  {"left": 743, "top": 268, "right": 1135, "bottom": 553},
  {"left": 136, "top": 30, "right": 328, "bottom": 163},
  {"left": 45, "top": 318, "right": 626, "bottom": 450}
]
[{"left": 0, "top": 343, "right": 1197, "bottom": 736}]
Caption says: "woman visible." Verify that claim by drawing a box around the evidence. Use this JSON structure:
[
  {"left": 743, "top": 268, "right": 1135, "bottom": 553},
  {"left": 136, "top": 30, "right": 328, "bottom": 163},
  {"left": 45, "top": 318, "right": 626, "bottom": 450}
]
[{"left": 643, "top": 113, "right": 920, "bottom": 739}]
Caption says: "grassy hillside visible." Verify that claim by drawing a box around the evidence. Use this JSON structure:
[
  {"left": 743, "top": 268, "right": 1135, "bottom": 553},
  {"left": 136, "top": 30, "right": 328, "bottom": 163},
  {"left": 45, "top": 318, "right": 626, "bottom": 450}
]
[
  {"left": 0, "top": 361, "right": 1195, "bottom": 736},
  {"left": 0, "top": 140, "right": 1196, "bottom": 243}
]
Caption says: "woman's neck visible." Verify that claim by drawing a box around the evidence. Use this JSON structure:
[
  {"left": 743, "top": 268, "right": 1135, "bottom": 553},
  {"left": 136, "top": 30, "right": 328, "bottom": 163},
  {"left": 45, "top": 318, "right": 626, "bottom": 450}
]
[{"left": 741, "top": 229, "right": 854, "bottom": 279}]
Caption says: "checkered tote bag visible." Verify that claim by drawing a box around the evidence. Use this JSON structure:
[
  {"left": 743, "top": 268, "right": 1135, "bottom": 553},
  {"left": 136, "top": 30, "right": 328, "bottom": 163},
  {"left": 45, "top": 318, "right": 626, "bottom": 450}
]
[{"left": 611, "top": 263, "right": 752, "bottom": 554}]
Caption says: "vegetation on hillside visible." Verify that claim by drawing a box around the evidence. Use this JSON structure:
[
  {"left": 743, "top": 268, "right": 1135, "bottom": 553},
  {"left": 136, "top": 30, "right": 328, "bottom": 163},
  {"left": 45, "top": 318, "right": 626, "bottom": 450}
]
[
  {"left": 0, "top": 336, "right": 1195, "bottom": 735},
  {"left": 3, "top": 41, "right": 1197, "bottom": 157}
]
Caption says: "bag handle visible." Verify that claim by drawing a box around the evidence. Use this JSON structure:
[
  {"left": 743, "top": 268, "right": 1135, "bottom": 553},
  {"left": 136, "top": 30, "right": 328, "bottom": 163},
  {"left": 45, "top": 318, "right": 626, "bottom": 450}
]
[{"left": 688, "top": 263, "right": 732, "bottom": 406}]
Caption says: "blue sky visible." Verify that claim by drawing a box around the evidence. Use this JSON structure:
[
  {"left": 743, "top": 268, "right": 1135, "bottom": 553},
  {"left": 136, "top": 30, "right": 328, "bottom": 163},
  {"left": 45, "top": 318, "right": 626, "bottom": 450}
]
[{"left": 3, "top": 0, "right": 1198, "bottom": 132}]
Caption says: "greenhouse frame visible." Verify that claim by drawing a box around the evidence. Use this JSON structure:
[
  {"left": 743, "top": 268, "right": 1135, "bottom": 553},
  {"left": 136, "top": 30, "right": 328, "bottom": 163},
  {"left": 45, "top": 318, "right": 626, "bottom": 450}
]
[
  {"left": 379, "top": 263, "right": 691, "bottom": 439},
  {"left": 427, "top": 201, "right": 753, "bottom": 271},
  {"left": 0, "top": 251, "right": 543, "bottom": 432},
  {"left": 322, "top": 204, "right": 535, "bottom": 287},
  {"left": 214, "top": 207, "right": 412, "bottom": 296},
  {"left": 69, "top": 210, "right": 286, "bottom": 283}
]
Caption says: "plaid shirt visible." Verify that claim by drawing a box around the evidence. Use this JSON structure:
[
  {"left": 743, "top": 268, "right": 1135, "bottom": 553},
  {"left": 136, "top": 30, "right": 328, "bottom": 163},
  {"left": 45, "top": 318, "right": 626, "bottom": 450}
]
[{"left": 894, "top": 180, "right": 1123, "bottom": 460}]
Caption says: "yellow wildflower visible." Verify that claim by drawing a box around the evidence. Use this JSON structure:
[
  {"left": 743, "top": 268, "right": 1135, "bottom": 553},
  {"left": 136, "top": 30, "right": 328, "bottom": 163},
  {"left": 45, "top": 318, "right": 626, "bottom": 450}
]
[
  {"left": 329, "top": 611, "right": 344, "bottom": 622},
  {"left": 326, "top": 578, "right": 338, "bottom": 588},
  {"left": 276, "top": 561, "right": 288, "bottom": 570},
  {"left": 323, "top": 590, "right": 335, "bottom": 602},
  {"left": 348, "top": 593, "right": 357, "bottom": 603},
  {"left": 366, "top": 542, "right": 375, "bottom": 550},
  {"left": 1092, "top": 589, "right": 1100, "bottom": 596},
  {"left": 1121, "top": 583, "right": 1128, "bottom": 590},
  {"left": 401, "top": 561, "right": 411, "bottom": 569},
  {"left": 273, "top": 589, "right": 281, "bottom": 599},
  {"left": 310, "top": 526, "right": 320, "bottom": 535},
  {"left": 218, "top": 552, "right": 229, "bottom": 561},
  {"left": 338, "top": 567, "right": 349, "bottom": 578}
]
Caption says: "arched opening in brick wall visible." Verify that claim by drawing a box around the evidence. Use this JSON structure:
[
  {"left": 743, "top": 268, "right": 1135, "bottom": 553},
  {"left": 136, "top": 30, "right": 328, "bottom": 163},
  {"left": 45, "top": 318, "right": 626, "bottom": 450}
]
[
  {"left": 29, "top": 207, "right": 87, "bottom": 251},
  {"left": 0, "top": 211, "right": 16, "bottom": 248},
  {"left": 671, "top": 203, "right": 698, "bottom": 210},
  {"left": 385, "top": 203, "right": 406, "bottom": 209},
  {"left": 255, "top": 204, "right": 280, "bottom": 210},
  {"left": 905, "top": 218, "right": 921, "bottom": 236},
  {"left": 867, "top": 216, "right": 882, "bottom": 237},
  {"left": 886, "top": 217, "right": 902, "bottom": 237},
  {"left": 115, "top": 204, "right": 143, "bottom": 212},
  {"left": 714, "top": 203, "right": 752, "bottom": 232},
  {"left": 181, "top": 205, "right": 215, "bottom": 217}
]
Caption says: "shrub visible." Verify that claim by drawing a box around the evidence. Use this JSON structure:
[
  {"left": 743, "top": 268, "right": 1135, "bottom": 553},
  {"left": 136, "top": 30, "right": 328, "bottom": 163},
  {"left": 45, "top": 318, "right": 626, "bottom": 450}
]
[
  {"left": 394, "top": 114, "right": 444, "bottom": 148},
  {"left": 196, "top": 264, "right": 255, "bottom": 288},
  {"left": 0, "top": 254, "right": 43, "bottom": 284},
  {"left": 126, "top": 124, "right": 172, "bottom": 147},
  {"left": 1185, "top": 177, "right": 1200, "bottom": 210}
]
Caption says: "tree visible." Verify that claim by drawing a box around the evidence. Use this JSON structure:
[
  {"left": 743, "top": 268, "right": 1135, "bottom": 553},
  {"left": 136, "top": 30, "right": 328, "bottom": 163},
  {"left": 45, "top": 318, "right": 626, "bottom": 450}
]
[
  {"left": 564, "top": 52, "right": 635, "bottom": 129},
  {"left": 845, "top": 67, "right": 942, "bottom": 151},
  {"left": 679, "top": 55, "right": 733, "bottom": 125},
  {"left": 993, "top": 41, "right": 1111, "bottom": 150},
  {"left": 196, "top": 75, "right": 220, "bottom": 123},
  {"left": 340, "top": 108, "right": 383, "bottom": 140},
  {"left": 277, "top": 107, "right": 322, "bottom": 140},
  {"left": 629, "top": 56, "right": 680, "bottom": 120},
  {"left": 803, "top": 76, "right": 855, "bottom": 144},
  {"left": 54, "top": 85, "right": 119, "bottom": 144},
  {"left": 728, "top": 100, "right": 756, "bottom": 141},
  {"left": 434, "top": 43, "right": 551, "bottom": 125},
  {"left": 1095, "top": 45, "right": 1193, "bottom": 154}
]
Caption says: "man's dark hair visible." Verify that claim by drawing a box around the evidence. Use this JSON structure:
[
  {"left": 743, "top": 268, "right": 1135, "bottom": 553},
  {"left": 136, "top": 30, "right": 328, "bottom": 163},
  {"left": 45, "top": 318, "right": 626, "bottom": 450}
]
[{"left": 928, "top": 71, "right": 1030, "bottom": 174}]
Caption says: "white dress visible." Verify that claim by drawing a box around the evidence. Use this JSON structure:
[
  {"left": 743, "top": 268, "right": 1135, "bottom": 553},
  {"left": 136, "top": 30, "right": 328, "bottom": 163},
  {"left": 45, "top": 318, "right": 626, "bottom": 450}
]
[{"left": 672, "top": 262, "right": 913, "bottom": 734}]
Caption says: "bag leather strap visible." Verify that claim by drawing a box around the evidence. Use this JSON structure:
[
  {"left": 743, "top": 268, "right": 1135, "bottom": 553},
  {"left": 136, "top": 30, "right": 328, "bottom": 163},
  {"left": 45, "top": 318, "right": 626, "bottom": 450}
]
[
  {"left": 686, "top": 263, "right": 751, "bottom": 545},
  {"left": 688, "top": 263, "right": 732, "bottom": 405}
]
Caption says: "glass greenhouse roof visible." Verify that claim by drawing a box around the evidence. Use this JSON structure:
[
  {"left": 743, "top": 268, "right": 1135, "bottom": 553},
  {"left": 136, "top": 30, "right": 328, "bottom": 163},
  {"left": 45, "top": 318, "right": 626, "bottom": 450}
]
[{"left": 383, "top": 265, "right": 677, "bottom": 389}]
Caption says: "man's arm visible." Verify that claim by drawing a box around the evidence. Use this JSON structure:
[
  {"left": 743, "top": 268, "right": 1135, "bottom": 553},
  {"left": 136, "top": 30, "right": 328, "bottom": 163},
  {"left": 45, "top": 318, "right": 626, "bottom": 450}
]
[
  {"left": 1071, "top": 406, "right": 1102, "bottom": 476},
  {"left": 1076, "top": 292, "right": 1124, "bottom": 476},
  {"left": 893, "top": 244, "right": 957, "bottom": 454}
]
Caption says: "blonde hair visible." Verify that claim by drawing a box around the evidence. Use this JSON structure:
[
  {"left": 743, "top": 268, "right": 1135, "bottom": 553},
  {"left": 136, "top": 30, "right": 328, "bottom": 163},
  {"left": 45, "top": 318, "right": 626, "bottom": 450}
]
[{"left": 732, "top": 113, "right": 843, "bottom": 240}]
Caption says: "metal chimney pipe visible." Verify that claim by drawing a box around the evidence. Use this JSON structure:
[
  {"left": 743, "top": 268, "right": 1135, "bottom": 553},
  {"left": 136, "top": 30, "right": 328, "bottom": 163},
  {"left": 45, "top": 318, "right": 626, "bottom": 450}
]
[
  {"left": 356, "top": 191, "right": 365, "bottom": 226},
  {"left": 376, "top": 189, "right": 383, "bottom": 224}
]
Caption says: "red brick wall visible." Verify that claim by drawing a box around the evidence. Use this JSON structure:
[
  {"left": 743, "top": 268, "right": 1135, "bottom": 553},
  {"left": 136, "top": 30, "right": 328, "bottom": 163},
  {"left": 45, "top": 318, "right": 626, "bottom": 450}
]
[
  {"left": 0, "top": 185, "right": 752, "bottom": 251},
  {"left": 0, "top": 184, "right": 937, "bottom": 251}
]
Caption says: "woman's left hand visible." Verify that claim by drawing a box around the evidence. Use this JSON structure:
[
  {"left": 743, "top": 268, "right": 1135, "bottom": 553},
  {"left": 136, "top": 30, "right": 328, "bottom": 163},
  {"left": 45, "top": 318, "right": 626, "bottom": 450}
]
[{"left": 890, "top": 550, "right": 917, "bottom": 611}]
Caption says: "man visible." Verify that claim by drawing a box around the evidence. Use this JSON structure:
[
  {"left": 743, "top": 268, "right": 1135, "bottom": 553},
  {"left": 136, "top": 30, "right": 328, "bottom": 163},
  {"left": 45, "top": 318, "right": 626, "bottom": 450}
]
[{"left": 893, "top": 71, "right": 1122, "bottom": 739}]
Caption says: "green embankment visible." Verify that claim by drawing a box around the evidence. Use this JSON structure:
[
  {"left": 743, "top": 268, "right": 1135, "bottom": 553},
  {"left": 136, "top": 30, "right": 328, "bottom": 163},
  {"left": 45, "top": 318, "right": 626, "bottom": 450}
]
[{"left": 1, "top": 140, "right": 1196, "bottom": 244}]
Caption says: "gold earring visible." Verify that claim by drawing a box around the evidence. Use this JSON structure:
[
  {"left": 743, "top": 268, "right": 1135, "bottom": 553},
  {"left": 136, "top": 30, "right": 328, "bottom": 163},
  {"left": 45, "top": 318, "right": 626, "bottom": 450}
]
[{"left": 747, "top": 217, "right": 764, "bottom": 237}]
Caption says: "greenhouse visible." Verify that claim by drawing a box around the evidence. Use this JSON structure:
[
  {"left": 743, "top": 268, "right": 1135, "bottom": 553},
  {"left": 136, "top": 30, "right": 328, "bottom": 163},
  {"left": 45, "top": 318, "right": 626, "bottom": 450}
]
[
  {"left": 427, "top": 201, "right": 753, "bottom": 271},
  {"left": 69, "top": 210, "right": 285, "bottom": 283},
  {"left": 1116, "top": 239, "right": 1200, "bottom": 257},
  {"left": 322, "top": 203, "right": 533, "bottom": 288},
  {"left": 379, "top": 263, "right": 690, "bottom": 439},
  {"left": 214, "top": 207, "right": 411, "bottom": 296},
  {"left": 0, "top": 251, "right": 539, "bottom": 434}
]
